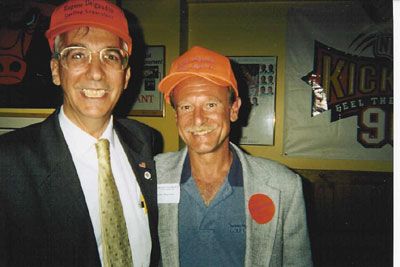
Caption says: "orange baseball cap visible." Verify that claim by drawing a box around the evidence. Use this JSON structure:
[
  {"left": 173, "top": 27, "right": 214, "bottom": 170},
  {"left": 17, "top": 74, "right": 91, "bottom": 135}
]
[
  {"left": 158, "top": 46, "right": 238, "bottom": 104},
  {"left": 45, "top": 0, "right": 132, "bottom": 54}
]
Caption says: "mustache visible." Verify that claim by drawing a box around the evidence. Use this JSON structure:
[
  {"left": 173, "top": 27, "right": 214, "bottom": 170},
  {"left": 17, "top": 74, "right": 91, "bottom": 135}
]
[{"left": 185, "top": 124, "right": 217, "bottom": 134}]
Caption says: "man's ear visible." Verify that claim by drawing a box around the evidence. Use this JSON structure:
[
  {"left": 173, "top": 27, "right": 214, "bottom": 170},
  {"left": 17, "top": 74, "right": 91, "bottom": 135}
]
[
  {"left": 230, "top": 97, "right": 242, "bottom": 122},
  {"left": 124, "top": 67, "right": 131, "bottom": 89},
  {"left": 50, "top": 59, "right": 61, "bottom": 86}
]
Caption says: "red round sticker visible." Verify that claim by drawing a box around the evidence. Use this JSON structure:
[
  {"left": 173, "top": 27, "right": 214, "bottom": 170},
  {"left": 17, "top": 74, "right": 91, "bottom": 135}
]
[{"left": 248, "top": 194, "right": 275, "bottom": 224}]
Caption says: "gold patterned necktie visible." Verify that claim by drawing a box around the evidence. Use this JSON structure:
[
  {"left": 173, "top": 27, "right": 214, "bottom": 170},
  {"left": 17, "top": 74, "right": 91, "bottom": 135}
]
[{"left": 96, "top": 139, "right": 133, "bottom": 267}]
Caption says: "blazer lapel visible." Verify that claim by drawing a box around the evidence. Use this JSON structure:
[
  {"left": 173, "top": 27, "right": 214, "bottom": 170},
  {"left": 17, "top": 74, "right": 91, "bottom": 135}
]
[
  {"left": 113, "top": 120, "right": 157, "bottom": 208},
  {"left": 113, "top": 119, "right": 160, "bottom": 266},
  {"left": 233, "top": 144, "right": 280, "bottom": 267},
  {"left": 245, "top": 186, "right": 280, "bottom": 267},
  {"left": 156, "top": 148, "right": 188, "bottom": 267},
  {"left": 36, "top": 113, "right": 100, "bottom": 264}
]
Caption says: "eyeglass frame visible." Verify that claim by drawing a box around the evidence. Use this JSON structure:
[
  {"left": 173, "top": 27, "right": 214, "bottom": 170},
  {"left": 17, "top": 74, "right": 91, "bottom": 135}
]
[{"left": 53, "top": 46, "right": 130, "bottom": 71}]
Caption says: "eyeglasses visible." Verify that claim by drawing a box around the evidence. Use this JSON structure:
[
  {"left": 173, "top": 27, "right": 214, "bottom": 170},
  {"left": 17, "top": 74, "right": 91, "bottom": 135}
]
[{"left": 54, "top": 46, "right": 129, "bottom": 71}]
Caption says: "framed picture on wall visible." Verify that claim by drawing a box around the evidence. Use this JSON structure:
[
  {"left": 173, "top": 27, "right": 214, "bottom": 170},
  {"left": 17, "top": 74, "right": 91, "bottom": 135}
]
[
  {"left": 229, "top": 56, "right": 277, "bottom": 145},
  {"left": 129, "top": 45, "right": 165, "bottom": 117}
]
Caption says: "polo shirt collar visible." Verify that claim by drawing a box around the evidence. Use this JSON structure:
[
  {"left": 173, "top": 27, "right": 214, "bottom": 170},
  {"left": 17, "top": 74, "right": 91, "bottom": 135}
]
[{"left": 181, "top": 144, "right": 243, "bottom": 187}]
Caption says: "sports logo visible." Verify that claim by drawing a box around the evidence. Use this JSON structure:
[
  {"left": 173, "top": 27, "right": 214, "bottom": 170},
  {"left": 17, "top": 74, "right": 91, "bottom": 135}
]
[{"left": 303, "top": 31, "right": 393, "bottom": 148}]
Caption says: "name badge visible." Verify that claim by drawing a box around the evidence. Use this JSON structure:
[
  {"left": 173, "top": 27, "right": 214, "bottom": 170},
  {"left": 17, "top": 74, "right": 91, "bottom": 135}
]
[{"left": 158, "top": 183, "right": 180, "bottom": 204}]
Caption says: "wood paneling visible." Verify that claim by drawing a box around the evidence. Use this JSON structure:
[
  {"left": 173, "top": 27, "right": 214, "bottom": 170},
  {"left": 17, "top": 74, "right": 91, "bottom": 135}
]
[{"left": 297, "top": 170, "right": 393, "bottom": 266}]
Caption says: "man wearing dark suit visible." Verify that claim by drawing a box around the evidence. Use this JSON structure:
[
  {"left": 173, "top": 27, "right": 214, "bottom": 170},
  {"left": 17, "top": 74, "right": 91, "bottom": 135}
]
[{"left": 0, "top": 1, "right": 160, "bottom": 266}]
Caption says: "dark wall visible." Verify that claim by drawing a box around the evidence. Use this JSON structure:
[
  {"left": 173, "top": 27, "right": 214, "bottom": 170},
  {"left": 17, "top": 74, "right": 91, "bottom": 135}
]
[{"left": 297, "top": 170, "right": 393, "bottom": 267}]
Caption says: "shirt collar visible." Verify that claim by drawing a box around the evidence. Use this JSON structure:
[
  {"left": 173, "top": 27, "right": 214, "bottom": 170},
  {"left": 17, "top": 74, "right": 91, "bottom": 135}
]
[
  {"left": 58, "top": 105, "right": 115, "bottom": 156},
  {"left": 181, "top": 145, "right": 243, "bottom": 187}
]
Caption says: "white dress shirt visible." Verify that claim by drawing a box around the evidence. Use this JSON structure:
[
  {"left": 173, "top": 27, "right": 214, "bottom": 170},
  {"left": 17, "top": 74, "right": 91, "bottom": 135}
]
[{"left": 58, "top": 107, "right": 151, "bottom": 267}]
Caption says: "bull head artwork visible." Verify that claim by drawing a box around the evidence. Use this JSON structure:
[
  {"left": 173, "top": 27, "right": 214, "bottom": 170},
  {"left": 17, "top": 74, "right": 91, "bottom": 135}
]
[
  {"left": 0, "top": 1, "right": 61, "bottom": 108},
  {"left": 0, "top": 9, "right": 35, "bottom": 85}
]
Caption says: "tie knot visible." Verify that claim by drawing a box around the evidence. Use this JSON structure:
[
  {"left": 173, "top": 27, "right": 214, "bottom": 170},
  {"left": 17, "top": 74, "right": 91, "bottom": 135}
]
[{"left": 96, "top": 138, "right": 111, "bottom": 161}]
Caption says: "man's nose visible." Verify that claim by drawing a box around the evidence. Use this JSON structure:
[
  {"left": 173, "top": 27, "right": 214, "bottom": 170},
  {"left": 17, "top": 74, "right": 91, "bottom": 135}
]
[
  {"left": 193, "top": 107, "right": 206, "bottom": 125},
  {"left": 85, "top": 53, "right": 104, "bottom": 81}
]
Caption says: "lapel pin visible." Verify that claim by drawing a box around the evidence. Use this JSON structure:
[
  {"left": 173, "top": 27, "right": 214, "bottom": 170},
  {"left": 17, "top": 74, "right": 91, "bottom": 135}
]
[
  {"left": 139, "top": 162, "right": 146, "bottom": 168},
  {"left": 144, "top": 171, "right": 151, "bottom": 180}
]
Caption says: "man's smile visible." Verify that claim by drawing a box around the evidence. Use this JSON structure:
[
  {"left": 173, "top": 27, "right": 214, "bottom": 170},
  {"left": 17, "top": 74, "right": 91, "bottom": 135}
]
[{"left": 81, "top": 88, "right": 108, "bottom": 98}]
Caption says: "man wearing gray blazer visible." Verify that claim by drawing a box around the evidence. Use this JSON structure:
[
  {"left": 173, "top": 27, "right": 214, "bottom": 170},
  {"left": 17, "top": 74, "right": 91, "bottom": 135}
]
[{"left": 156, "top": 46, "right": 312, "bottom": 267}]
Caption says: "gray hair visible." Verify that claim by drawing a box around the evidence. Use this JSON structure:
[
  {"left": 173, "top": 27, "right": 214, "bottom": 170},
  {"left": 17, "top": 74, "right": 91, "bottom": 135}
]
[{"left": 53, "top": 27, "right": 129, "bottom": 54}]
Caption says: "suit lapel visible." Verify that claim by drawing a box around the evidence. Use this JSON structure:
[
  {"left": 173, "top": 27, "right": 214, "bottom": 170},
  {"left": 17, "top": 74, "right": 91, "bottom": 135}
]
[
  {"left": 245, "top": 187, "right": 280, "bottom": 267},
  {"left": 113, "top": 119, "right": 160, "bottom": 266},
  {"left": 155, "top": 149, "right": 188, "bottom": 267},
  {"left": 232, "top": 144, "right": 280, "bottom": 267},
  {"left": 36, "top": 113, "right": 100, "bottom": 264},
  {"left": 113, "top": 120, "right": 157, "bottom": 207}
]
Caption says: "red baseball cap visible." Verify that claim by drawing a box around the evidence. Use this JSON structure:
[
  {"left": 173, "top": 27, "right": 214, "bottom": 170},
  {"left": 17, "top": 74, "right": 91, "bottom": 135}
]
[
  {"left": 45, "top": 0, "right": 132, "bottom": 54},
  {"left": 158, "top": 46, "right": 238, "bottom": 104}
]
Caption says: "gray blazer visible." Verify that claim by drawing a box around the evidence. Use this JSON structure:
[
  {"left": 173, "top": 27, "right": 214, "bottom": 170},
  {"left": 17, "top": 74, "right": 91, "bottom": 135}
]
[{"left": 155, "top": 143, "right": 312, "bottom": 267}]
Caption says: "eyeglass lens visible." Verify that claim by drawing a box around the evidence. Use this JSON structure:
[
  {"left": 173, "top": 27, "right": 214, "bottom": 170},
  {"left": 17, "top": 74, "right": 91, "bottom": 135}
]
[{"left": 60, "top": 47, "right": 128, "bottom": 70}]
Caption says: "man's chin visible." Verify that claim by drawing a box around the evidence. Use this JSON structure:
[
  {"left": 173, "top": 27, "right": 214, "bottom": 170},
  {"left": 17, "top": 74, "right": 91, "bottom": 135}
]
[
  {"left": 187, "top": 143, "right": 209, "bottom": 153},
  {"left": 188, "top": 142, "right": 226, "bottom": 155}
]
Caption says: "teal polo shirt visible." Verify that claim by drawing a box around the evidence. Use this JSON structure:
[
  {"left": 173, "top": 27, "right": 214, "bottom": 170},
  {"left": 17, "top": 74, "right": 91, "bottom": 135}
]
[{"left": 178, "top": 149, "right": 246, "bottom": 267}]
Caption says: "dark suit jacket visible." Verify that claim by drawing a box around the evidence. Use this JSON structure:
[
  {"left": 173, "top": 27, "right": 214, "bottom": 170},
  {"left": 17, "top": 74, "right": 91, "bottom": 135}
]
[{"left": 0, "top": 112, "right": 161, "bottom": 267}]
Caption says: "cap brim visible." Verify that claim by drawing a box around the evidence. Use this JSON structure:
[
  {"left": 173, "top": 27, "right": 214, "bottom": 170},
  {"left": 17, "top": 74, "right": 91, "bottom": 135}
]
[{"left": 158, "top": 72, "right": 237, "bottom": 104}]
